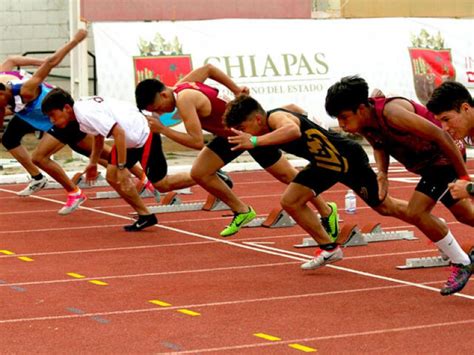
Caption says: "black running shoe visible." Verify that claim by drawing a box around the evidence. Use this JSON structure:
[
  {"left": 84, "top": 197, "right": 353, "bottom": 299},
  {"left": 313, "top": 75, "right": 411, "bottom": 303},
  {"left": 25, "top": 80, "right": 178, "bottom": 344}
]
[
  {"left": 124, "top": 214, "right": 158, "bottom": 232},
  {"left": 217, "top": 169, "right": 233, "bottom": 189}
]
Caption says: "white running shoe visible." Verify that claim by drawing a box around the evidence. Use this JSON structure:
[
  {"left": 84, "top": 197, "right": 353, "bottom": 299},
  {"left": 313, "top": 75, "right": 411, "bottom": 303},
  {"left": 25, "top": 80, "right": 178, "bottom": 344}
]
[
  {"left": 58, "top": 192, "right": 87, "bottom": 215},
  {"left": 17, "top": 176, "right": 48, "bottom": 196},
  {"left": 301, "top": 246, "right": 343, "bottom": 270}
]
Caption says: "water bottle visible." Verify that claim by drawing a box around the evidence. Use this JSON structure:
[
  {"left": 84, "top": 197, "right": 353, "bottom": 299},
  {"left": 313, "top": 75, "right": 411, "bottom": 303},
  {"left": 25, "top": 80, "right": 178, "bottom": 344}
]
[{"left": 345, "top": 189, "right": 356, "bottom": 214}]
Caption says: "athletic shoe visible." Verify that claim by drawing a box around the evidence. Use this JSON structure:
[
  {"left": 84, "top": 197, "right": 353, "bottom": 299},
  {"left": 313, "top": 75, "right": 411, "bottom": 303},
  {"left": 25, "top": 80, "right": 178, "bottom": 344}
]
[
  {"left": 124, "top": 214, "right": 158, "bottom": 232},
  {"left": 217, "top": 169, "right": 233, "bottom": 189},
  {"left": 321, "top": 202, "right": 339, "bottom": 242},
  {"left": 17, "top": 176, "right": 48, "bottom": 196},
  {"left": 58, "top": 191, "right": 87, "bottom": 215},
  {"left": 220, "top": 206, "right": 256, "bottom": 237},
  {"left": 301, "top": 246, "right": 343, "bottom": 270},
  {"left": 440, "top": 262, "right": 473, "bottom": 296}
]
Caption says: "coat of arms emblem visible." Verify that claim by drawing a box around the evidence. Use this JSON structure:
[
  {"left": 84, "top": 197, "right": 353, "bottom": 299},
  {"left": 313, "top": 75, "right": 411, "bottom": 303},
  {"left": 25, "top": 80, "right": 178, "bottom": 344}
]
[
  {"left": 133, "top": 34, "right": 192, "bottom": 126},
  {"left": 408, "top": 30, "right": 455, "bottom": 105}
]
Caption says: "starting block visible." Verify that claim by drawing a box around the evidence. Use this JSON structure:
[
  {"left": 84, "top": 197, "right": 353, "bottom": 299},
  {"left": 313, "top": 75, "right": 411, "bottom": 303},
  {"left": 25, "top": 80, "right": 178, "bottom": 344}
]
[
  {"left": 397, "top": 245, "right": 474, "bottom": 270},
  {"left": 244, "top": 208, "right": 296, "bottom": 228},
  {"left": 92, "top": 186, "right": 191, "bottom": 201},
  {"left": 145, "top": 192, "right": 230, "bottom": 214},
  {"left": 45, "top": 172, "right": 109, "bottom": 189},
  {"left": 294, "top": 222, "right": 417, "bottom": 248}
]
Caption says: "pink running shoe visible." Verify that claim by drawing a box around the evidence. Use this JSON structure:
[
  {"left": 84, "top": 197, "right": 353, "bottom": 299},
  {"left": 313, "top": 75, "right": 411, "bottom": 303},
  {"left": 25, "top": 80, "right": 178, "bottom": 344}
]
[{"left": 58, "top": 192, "right": 87, "bottom": 215}]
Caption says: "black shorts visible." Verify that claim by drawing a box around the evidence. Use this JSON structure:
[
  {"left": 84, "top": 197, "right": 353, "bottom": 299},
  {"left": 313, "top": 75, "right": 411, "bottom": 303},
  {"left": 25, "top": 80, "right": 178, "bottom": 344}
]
[
  {"left": 48, "top": 121, "right": 87, "bottom": 147},
  {"left": 207, "top": 135, "right": 282, "bottom": 168},
  {"left": 2, "top": 115, "right": 37, "bottom": 150},
  {"left": 293, "top": 143, "right": 382, "bottom": 207},
  {"left": 110, "top": 133, "right": 167, "bottom": 183},
  {"left": 416, "top": 165, "right": 458, "bottom": 207}
]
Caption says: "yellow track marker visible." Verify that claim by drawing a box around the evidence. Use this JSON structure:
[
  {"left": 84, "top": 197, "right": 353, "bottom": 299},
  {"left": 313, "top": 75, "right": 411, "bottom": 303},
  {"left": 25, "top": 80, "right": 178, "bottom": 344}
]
[
  {"left": 17, "top": 256, "right": 33, "bottom": 262},
  {"left": 149, "top": 300, "right": 172, "bottom": 307},
  {"left": 177, "top": 309, "right": 200, "bottom": 316},
  {"left": 66, "top": 272, "right": 86, "bottom": 279},
  {"left": 288, "top": 344, "right": 317, "bottom": 352},
  {"left": 0, "top": 250, "right": 15, "bottom": 255},
  {"left": 88, "top": 280, "right": 108, "bottom": 286},
  {"left": 254, "top": 333, "right": 281, "bottom": 341}
]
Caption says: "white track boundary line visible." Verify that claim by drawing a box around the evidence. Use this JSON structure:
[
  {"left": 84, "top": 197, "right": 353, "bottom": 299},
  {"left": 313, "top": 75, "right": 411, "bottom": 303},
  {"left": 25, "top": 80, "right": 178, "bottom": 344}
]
[
  {"left": 0, "top": 282, "right": 453, "bottom": 325},
  {"left": 0, "top": 187, "right": 472, "bottom": 300},
  {"left": 176, "top": 319, "right": 474, "bottom": 354}
]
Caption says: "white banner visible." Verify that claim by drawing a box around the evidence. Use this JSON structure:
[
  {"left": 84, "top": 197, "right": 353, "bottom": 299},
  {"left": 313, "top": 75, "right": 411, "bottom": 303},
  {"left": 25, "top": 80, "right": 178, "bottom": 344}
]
[{"left": 93, "top": 18, "right": 474, "bottom": 128}]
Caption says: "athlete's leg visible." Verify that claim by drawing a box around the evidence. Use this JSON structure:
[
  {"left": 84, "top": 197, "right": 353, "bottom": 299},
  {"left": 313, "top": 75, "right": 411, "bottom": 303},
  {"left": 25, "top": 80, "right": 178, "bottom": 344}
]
[
  {"left": 9, "top": 145, "right": 42, "bottom": 176},
  {"left": 153, "top": 173, "right": 195, "bottom": 192},
  {"left": 264, "top": 155, "right": 332, "bottom": 216},
  {"left": 280, "top": 182, "right": 333, "bottom": 245},
  {"left": 2, "top": 117, "right": 42, "bottom": 177},
  {"left": 106, "top": 164, "right": 150, "bottom": 216},
  {"left": 191, "top": 146, "right": 248, "bottom": 213},
  {"left": 32, "top": 133, "right": 75, "bottom": 192},
  {"left": 447, "top": 199, "right": 474, "bottom": 226}
]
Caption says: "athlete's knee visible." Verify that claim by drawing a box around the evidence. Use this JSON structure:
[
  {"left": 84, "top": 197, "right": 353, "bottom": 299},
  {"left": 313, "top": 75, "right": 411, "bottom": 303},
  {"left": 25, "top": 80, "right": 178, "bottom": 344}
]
[
  {"left": 31, "top": 150, "right": 48, "bottom": 167},
  {"left": 280, "top": 193, "right": 300, "bottom": 213},
  {"left": 404, "top": 206, "right": 424, "bottom": 224},
  {"left": 190, "top": 166, "right": 207, "bottom": 183}
]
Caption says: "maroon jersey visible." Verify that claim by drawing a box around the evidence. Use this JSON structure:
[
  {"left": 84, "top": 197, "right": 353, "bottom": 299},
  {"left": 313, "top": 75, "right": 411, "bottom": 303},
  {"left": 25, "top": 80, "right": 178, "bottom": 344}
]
[
  {"left": 174, "top": 82, "right": 233, "bottom": 137},
  {"left": 362, "top": 97, "right": 450, "bottom": 173}
]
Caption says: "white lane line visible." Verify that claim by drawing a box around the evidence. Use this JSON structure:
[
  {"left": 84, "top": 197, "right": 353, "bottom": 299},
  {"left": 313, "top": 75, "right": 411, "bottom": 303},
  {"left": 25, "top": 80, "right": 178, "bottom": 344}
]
[
  {"left": 0, "top": 261, "right": 298, "bottom": 288},
  {"left": 0, "top": 282, "right": 452, "bottom": 325},
  {"left": 175, "top": 319, "right": 474, "bottom": 354},
  {"left": 0, "top": 187, "right": 472, "bottom": 301}
]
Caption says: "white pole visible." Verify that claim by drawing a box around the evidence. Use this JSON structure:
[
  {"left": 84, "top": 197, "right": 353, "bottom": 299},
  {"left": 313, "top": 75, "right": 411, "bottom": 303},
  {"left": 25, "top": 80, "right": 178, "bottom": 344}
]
[
  {"left": 68, "top": 0, "right": 89, "bottom": 161},
  {"left": 69, "top": 0, "right": 89, "bottom": 98}
]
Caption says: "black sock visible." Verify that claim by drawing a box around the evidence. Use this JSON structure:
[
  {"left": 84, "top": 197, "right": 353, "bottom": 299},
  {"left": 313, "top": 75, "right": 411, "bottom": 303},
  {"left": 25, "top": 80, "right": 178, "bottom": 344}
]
[
  {"left": 32, "top": 173, "right": 44, "bottom": 180},
  {"left": 320, "top": 243, "right": 338, "bottom": 251}
]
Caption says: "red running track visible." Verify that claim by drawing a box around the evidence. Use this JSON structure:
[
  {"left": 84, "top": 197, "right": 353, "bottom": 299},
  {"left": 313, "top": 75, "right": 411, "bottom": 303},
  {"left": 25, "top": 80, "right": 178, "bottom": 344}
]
[{"left": 0, "top": 162, "right": 472, "bottom": 353}]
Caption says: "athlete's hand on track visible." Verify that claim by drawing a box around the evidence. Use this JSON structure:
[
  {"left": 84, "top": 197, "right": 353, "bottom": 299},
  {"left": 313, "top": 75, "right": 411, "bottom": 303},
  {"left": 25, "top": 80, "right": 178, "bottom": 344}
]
[
  {"left": 84, "top": 163, "right": 99, "bottom": 185},
  {"left": 448, "top": 179, "right": 470, "bottom": 199},
  {"left": 228, "top": 128, "right": 253, "bottom": 150}
]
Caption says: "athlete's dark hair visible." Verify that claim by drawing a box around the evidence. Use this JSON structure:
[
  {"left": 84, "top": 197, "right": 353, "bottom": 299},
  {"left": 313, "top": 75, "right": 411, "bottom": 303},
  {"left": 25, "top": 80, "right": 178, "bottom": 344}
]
[
  {"left": 223, "top": 95, "right": 265, "bottom": 128},
  {"left": 427, "top": 81, "right": 474, "bottom": 114},
  {"left": 0, "top": 83, "right": 5, "bottom": 91},
  {"left": 135, "top": 79, "right": 165, "bottom": 111},
  {"left": 325, "top": 75, "right": 370, "bottom": 118},
  {"left": 41, "top": 88, "right": 75, "bottom": 114}
]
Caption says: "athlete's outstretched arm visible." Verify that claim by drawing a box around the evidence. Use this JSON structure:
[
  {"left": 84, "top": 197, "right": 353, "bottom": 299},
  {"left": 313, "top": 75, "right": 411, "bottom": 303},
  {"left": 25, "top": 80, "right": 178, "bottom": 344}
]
[
  {"left": 0, "top": 55, "right": 45, "bottom": 71},
  {"left": 20, "top": 29, "right": 88, "bottom": 102},
  {"left": 228, "top": 111, "right": 300, "bottom": 150},
  {"left": 178, "top": 63, "right": 248, "bottom": 96}
]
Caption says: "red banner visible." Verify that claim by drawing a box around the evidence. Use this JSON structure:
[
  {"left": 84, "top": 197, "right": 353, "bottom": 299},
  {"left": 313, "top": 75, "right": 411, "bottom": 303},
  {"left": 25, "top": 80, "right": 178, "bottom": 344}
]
[
  {"left": 408, "top": 48, "right": 455, "bottom": 104},
  {"left": 133, "top": 55, "right": 193, "bottom": 86}
]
